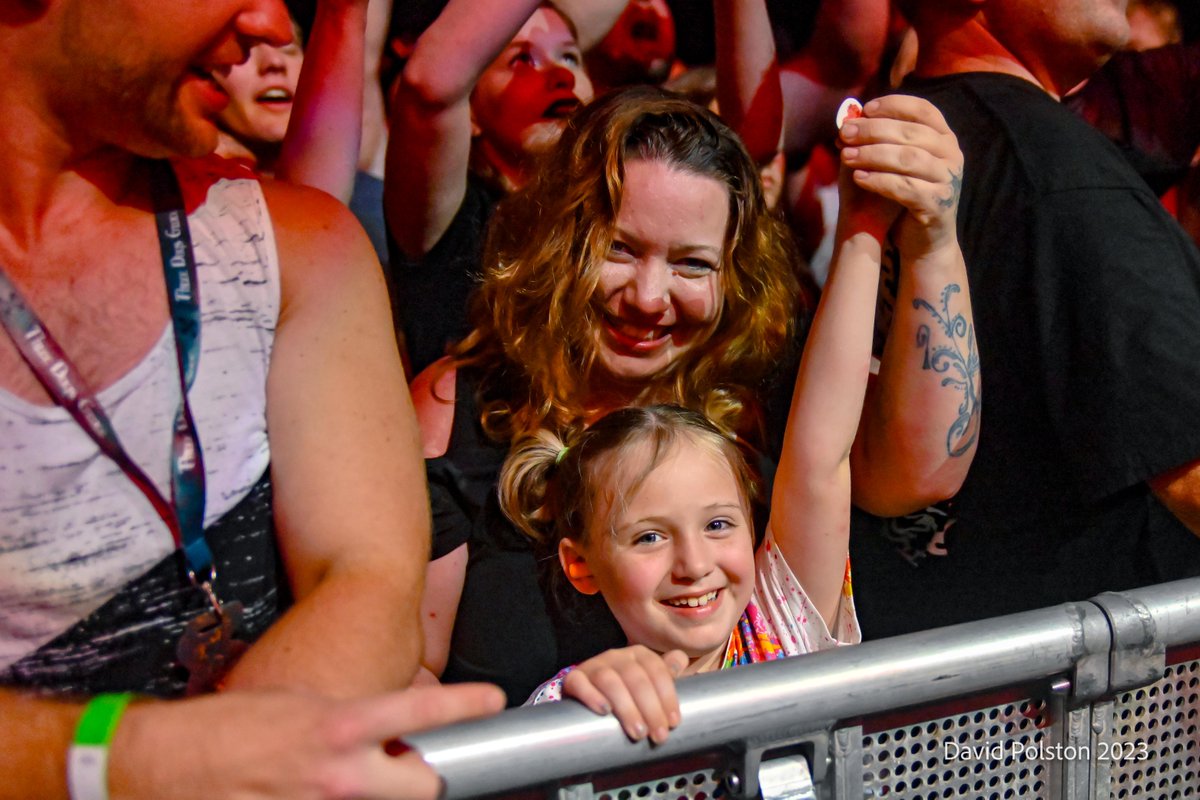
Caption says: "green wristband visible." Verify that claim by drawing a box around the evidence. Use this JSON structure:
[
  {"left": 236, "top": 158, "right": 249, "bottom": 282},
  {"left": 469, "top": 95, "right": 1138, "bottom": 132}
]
[
  {"left": 74, "top": 693, "right": 134, "bottom": 745},
  {"left": 69, "top": 693, "right": 134, "bottom": 800}
]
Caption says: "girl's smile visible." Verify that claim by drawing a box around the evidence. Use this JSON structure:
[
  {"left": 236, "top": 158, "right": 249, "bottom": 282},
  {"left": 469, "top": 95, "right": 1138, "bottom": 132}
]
[{"left": 560, "top": 437, "right": 754, "bottom": 673}]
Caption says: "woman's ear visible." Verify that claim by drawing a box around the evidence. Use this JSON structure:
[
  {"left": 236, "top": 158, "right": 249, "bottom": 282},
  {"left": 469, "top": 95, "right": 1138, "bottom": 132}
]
[{"left": 559, "top": 538, "right": 599, "bottom": 595}]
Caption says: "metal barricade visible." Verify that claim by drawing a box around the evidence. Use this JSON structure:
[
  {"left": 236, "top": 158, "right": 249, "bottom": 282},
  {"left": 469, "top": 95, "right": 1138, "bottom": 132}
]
[{"left": 407, "top": 578, "right": 1200, "bottom": 800}]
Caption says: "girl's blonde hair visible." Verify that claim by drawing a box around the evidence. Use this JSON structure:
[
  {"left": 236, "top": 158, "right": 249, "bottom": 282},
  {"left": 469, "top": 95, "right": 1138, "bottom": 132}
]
[
  {"left": 450, "top": 85, "right": 800, "bottom": 445},
  {"left": 499, "top": 405, "right": 760, "bottom": 552}
]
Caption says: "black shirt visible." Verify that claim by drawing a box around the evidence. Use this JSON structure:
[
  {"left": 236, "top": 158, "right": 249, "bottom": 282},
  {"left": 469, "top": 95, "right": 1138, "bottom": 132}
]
[
  {"left": 387, "top": 179, "right": 502, "bottom": 376},
  {"left": 851, "top": 73, "right": 1200, "bottom": 636}
]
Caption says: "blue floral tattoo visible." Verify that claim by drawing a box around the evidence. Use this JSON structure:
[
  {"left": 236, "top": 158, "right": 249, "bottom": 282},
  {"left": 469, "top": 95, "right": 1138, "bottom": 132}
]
[{"left": 913, "top": 283, "right": 980, "bottom": 457}]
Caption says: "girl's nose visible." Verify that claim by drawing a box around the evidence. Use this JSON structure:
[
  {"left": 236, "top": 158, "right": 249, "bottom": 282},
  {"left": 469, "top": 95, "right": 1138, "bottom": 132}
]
[{"left": 672, "top": 537, "right": 715, "bottom": 581}]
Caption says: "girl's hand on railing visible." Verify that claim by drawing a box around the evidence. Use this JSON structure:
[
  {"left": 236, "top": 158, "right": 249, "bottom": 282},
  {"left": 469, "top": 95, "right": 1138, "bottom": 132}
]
[{"left": 562, "top": 646, "right": 689, "bottom": 745}]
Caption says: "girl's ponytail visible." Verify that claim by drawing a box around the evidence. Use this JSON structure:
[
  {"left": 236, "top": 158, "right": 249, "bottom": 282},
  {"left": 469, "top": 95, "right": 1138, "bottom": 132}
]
[{"left": 498, "top": 428, "right": 570, "bottom": 544}]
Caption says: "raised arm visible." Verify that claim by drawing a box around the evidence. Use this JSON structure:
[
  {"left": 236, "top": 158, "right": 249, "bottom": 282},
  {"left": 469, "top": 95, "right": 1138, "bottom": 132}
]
[
  {"left": 274, "top": 0, "right": 368, "bottom": 203},
  {"left": 384, "top": 0, "right": 543, "bottom": 258},
  {"left": 773, "top": 95, "right": 969, "bottom": 626},
  {"left": 848, "top": 98, "right": 979, "bottom": 517},
  {"left": 219, "top": 180, "right": 427, "bottom": 696},
  {"left": 555, "top": 0, "right": 629, "bottom": 51},
  {"left": 358, "top": 0, "right": 393, "bottom": 175},
  {"left": 713, "top": 0, "right": 783, "bottom": 165},
  {"left": 780, "top": 0, "right": 890, "bottom": 160}
]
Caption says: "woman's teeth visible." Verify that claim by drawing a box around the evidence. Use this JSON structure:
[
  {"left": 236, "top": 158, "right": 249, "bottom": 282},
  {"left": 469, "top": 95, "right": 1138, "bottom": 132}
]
[{"left": 612, "top": 319, "right": 666, "bottom": 341}]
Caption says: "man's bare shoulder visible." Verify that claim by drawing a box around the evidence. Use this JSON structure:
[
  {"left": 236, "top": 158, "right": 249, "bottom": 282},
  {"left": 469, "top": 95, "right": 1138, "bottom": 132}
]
[{"left": 257, "top": 177, "right": 383, "bottom": 300}]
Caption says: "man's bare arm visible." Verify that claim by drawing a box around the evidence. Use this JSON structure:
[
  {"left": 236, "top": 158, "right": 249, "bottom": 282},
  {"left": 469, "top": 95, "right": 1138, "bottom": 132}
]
[
  {"left": 0, "top": 685, "right": 503, "bottom": 800},
  {"left": 222, "top": 180, "right": 427, "bottom": 696},
  {"left": 848, "top": 100, "right": 980, "bottom": 516}
]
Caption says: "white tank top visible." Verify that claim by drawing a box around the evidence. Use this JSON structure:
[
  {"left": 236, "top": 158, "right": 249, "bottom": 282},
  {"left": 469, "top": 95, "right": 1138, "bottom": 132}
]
[{"left": 0, "top": 159, "right": 279, "bottom": 670}]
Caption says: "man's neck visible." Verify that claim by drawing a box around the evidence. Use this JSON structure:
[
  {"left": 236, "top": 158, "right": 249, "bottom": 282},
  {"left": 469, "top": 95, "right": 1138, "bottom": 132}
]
[
  {"left": 0, "top": 53, "right": 146, "bottom": 254},
  {"left": 912, "top": 17, "right": 1060, "bottom": 98},
  {"left": 0, "top": 135, "right": 144, "bottom": 262}
]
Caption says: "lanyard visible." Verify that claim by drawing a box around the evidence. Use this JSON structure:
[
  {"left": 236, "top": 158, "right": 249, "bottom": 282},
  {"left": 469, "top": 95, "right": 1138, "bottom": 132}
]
[{"left": 0, "top": 161, "right": 215, "bottom": 593}]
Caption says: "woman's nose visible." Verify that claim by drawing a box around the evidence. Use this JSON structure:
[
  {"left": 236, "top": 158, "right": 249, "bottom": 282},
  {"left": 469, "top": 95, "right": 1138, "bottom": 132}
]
[{"left": 626, "top": 262, "right": 670, "bottom": 314}]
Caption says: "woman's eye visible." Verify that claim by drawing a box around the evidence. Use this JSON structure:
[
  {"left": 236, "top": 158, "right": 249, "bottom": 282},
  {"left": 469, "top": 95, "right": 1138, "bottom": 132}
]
[
  {"left": 562, "top": 50, "right": 582, "bottom": 66},
  {"left": 676, "top": 259, "right": 716, "bottom": 275},
  {"left": 510, "top": 51, "right": 534, "bottom": 66},
  {"left": 608, "top": 241, "right": 634, "bottom": 259}
]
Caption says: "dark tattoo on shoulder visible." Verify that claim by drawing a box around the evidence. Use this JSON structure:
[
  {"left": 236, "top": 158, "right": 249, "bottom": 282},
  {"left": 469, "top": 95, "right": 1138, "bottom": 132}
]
[
  {"left": 913, "top": 283, "right": 980, "bottom": 457},
  {"left": 938, "top": 167, "right": 963, "bottom": 211}
]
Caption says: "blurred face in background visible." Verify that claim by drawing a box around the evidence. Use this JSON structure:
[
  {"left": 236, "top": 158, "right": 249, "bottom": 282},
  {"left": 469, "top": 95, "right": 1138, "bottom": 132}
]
[
  {"left": 214, "top": 17, "right": 304, "bottom": 147},
  {"left": 470, "top": 6, "right": 593, "bottom": 183},
  {"left": 1125, "top": 0, "right": 1181, "bottom": 51},
  {"left": 588, "top": 0, "right": 677, "bottom": 89}
]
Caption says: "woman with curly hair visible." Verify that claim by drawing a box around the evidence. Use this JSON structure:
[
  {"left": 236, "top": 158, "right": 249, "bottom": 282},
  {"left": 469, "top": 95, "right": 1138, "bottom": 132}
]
[{"left": 411, "top": 87, "right": 978, "bottom": 703}]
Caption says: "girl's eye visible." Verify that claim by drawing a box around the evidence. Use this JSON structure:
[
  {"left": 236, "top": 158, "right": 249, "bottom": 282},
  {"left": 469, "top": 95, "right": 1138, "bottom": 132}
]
[
  {"left": 706, "top": 518, "right": 735, "bottom": 533},
  {"left": 510, "top": 50, "right": 534, "bottom": 66},
  {"left": 635, "top": 531, "right": 665, "bottom": 545},
  {"left": 562, "top": 50, "right": 582, "bottom": 66}
]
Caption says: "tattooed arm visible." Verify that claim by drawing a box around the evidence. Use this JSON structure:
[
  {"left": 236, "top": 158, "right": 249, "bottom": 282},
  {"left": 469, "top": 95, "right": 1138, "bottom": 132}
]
[{"left": 844, "top": 97, "right": 981, "bottom": 518}]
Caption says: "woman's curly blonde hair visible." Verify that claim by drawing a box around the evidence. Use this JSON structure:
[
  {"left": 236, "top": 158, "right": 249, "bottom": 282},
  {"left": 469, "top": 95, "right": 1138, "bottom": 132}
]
[{"left": 450, "top": 85, "right": 800, "bottom": 444}]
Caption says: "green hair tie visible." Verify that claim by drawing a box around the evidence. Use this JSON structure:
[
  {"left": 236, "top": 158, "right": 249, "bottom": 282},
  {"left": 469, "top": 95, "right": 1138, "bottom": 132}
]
[{"left": 555, "top": 445, "right": 570, "bottom": 465}]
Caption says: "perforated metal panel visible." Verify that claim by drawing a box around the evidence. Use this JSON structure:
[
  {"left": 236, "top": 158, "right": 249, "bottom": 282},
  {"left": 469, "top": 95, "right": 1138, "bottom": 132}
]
[
  {"left": 1108, "top": 658, "right": 1200, "bottom": 799},
  {"left": 593, "top": 768, "right": 724, "bottom": 800},
  {"left": 861, "top": 699, "right": 1052, "bottom": 799}
]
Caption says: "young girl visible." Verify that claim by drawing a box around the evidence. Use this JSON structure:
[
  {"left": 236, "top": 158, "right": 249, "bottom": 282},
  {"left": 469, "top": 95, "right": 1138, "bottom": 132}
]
[{"left": 499, "top": 93, "right": 975, "bottom": 742}]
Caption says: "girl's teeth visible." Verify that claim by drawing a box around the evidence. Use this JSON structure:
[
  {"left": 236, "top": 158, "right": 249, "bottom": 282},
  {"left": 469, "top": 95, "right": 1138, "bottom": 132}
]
[{"left": 668, "top": 590, "right": 717, "bottom": 608}]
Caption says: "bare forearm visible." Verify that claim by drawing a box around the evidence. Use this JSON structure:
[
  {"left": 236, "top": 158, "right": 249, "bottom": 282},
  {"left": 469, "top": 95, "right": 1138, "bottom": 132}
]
[
  {"left": 277, "top": 0, "right": 368, "bottom": 203},
  {"left": 783, "top": 233, "right": 882, "bottom": 477},
  {"left": 772, "top": 234, "right": 881, "bottom": 623},
  {"left": 555, "top": 0, "right": 628, "bottom": 51},
  {"left": 402, "top": 0, "right": 544, "bottom": 104},
  {"left": 357, "top": 0, "right": 392, "bottom": 174},
  {"left": 852, "top": 243, "right": 979, "bottom": 515},
  {"left": 222, "top": 565, "right": 422, "bottom": 697},
  {"left": 713, "top": 0, "right": 782, "bottom": 164},
  {"left": 386, "top": 0, "right": 542, "bottom": 256},
  {"left": 0, "top": 691, "right": 79, "bottom": 800}
]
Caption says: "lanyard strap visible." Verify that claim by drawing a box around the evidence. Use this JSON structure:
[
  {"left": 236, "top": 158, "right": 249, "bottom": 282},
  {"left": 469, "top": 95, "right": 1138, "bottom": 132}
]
[{"left": 0, "top": 160, "right": 212, "bottom": 579}]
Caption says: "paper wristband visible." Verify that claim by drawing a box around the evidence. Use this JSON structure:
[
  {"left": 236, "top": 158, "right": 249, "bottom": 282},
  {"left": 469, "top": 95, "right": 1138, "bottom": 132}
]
[{"left": 68, "top": 693, "right": 134, "bottom": 800}]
